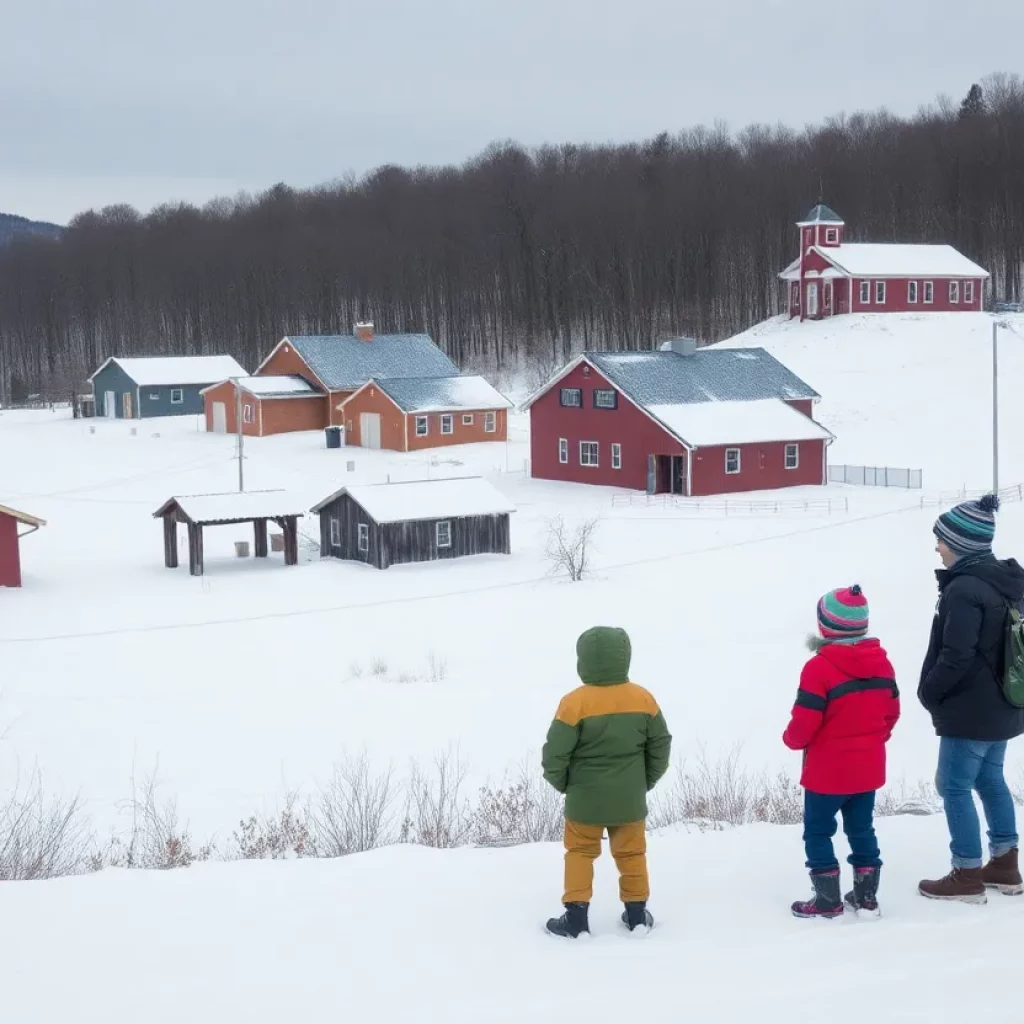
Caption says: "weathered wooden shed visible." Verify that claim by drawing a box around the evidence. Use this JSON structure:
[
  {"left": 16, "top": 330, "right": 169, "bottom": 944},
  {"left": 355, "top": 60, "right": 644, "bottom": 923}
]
[
  {"left": 311, "top": 477, "right": 514, "bottom": 570},
  {"left": 153, "top": 491, "right": 304, "bottom": 576},
  {"left": 0, "top": 504, "right": 46, "bottom": 588}
]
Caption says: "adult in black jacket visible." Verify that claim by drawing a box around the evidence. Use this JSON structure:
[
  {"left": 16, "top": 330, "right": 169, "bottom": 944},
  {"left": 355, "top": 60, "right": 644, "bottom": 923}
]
[{"left": 918, "top": 494, "right": 1024, "bottom": 903}]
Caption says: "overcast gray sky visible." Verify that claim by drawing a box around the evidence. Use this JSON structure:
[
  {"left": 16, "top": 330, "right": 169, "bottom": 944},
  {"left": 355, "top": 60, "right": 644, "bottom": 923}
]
[{"left": 3, "top": 0, "right": 1022, "bottom": 224}]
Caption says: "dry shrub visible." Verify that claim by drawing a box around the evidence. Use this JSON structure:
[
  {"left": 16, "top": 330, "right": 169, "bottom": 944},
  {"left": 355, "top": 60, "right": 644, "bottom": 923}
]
[
  {"left": 400, "top": 751, "right": 472, "bottom": 848},
  {"left": 308, "top": 755, "right": 398, "bottom": 856},
  {"left": 473, "top": 764, "right": 564, "bottom": 847},
  {"left": 648, "top": 750, "right": 803, "bottom": 829},
  {"left": 545, "top": 515, "right": 599, "bottom": 582},
  {"left": 233, "top": 794, "right": 311, "bottom": 860},
  {"left": 103, "top": 772, "right": 212, "bottom": 870},
  {"left": 0, "top": 773, "right": 93, "bottom": 880}
]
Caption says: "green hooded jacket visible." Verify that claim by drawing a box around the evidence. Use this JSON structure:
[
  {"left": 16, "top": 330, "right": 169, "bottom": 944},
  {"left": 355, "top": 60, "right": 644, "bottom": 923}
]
[{"left": 541, "top": 626, "right": 672, "bottom": 826}]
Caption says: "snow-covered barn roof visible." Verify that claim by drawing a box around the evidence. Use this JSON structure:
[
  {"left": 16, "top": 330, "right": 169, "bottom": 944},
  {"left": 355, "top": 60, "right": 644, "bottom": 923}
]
[
  {"left": 200, "top": 375, "right": 320, "bottom": 398},
  {"left": 779, "top": 244, "right": 990, "bottom": 281},
  {"left": 648, "top": 399, "right": 833, "bottom": 448},
  {"left": 311, "top": 477, "right": 515, "bottom": 524},
  {"left": 341, "top": 375, "right": 512, "bottom": 413},
  {"left": 90, "top": 355, "right": 247, "bottom": 386},
  {"left": 522, "top": 348, "right": 818, "bottom": 411},
  {"left": 258, "top": 334, "right": 459, "bottom": 391},
  {"left": 153, "top": 490, "right": 306, "bottom": 524}
]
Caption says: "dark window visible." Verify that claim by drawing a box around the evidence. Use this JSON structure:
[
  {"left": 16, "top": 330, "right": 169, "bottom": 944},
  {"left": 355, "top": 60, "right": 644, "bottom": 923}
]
[
  {"left": 357, "top": 524, "right": 369, "bottom": 552},
  {"left": 593, "top": 389, "right": 618, "bottom": 410},
  {"left": 170, "top": 388, "right": 184, "bottom": 404},
  {"left": 415, "top": 416, "right": 428, "bottom": 436},
  {"left": 580, "top": 441, "right": 599, "bottom": 467},
  {"left": 330, "top": 518, "right": 341, "bottom": 546},
  {"left": 875, "top": 281, "right": 886, "bottom": 304},
  {"left": 725, "top": 448, "right": 741, "bottom": 475},
  {"left": 785, "top": 444, "right": 799, "bottom": 470},
  {"left": 924, "top": 281, "right": 934, "bottom": 304},
  {"left": 440, "top": 414, "right": 454, "bottom": 435},
  {"left": 908, "top": 281, "right": 918, "bottom": 304},
  {"left": 462, "top": 414, "right": 474, "bottom": 426},
  {"left": 560, "top": 388, "right": 582, "bottom": 408},
  {"left": 558, "top": 438, "right": 568, "bottom": 464},
  {"left": 611, "top": 443, "right": 622, "bottom": 470},
  {"left": 436, "top": 521, "right": 452, "bottom": 548},
  {"left": 859, "top": 281, "right": 870, "bottom": 304}
]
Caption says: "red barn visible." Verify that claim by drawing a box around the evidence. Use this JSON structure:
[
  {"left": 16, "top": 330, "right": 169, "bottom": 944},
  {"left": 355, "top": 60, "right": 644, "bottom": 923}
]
[
  {"left": 780, "top": 204, "right": 989, "bottom": 321},
  {"left": 0, "top": 504, "right": 46, "bottom": 588},
  {"left": 523, "top": 340, "right": 833, "bottom": 496}
]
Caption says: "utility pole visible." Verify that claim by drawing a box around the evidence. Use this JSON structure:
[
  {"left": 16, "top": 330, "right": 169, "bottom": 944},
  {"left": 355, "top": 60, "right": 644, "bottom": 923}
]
[
  {"left": 993, "top": 320, "right": 1000, "bottom": 494},
  {"left": 234, "top": 378, "right": 245, "bottom": 492}
]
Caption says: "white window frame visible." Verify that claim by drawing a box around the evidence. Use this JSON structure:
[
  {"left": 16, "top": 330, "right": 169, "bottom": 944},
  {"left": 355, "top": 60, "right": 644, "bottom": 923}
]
[
  {"left": 725, "top": 448, "right": 741, "bottom": 475},
  {"left": 875, "top": 281, "right": 886, "bottom": 304},
  {"left": 436, "top": 520, "right": 452, "bottom": 549},
  {"left": 415, "top": 415, "right": 429, "bottom": 437},
  {"left": 579, "top": 441, "right": 599, "bottom": 467},
  {"left": 440, "top": 414, "right": 454, "bottom": 435},
  {"left": 170, "top": 388, "right": 184, "bottom": 405},
  {"left": 560, "top": 388, "right": 582, "bottom": 408},
  {"left": 558, "top": 438, "right": 568, "bottom": 464},
  {"left": 908, "top": 281, "right": 918, "bottom": 304},
  {"left": 824, "top": 227, "right": 838, "bottom": 244},
  {"left": 924, "top": 280, "right": 934, "bottom": 304},
  {"left": 593, "top": 389, "right": 617, "bottom": 410},
  {"left": 329, "top": 518, "right": 341, "bottom": 546},
  {"left": 357, "top": 523, "right": 369, "bottom": 553},
  {"left": 950, "top": 280, "right": 960, "bottom": 304},
  {"left": 965, "top": 280, "right": 974, "bottom": 304},
  {"left": 611, "top": 443, "right": 622, "bottom": 470},
  {"left": 462, "top": 413, "right": 474, "bottom": 426},
  {"left": 243, "top": 403, "right": 254, "bottom": 424},
  {"left": 784, "top": 444, "right": 799, "bottom": 470},
  {"left": 484, "top": 412, "right": 496, "bottom": 433},
  {"left": 859, "top": 281, "right": 871, "bottom": 304}
]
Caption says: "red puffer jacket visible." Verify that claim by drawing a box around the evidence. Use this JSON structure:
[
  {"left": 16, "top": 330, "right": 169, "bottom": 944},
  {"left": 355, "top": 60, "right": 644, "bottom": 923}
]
[{"left": 783, "top": 638, "right": 900, "bottom": 795}]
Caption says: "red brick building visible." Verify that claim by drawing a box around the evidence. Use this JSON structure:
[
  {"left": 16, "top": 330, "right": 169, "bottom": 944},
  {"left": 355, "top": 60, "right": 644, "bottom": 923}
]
[
  {"left": 523, "top": 340, "right": 832, "bottom": 496},
  {"left": 780, "top": 204, "right": 989, "bottom": 320}
]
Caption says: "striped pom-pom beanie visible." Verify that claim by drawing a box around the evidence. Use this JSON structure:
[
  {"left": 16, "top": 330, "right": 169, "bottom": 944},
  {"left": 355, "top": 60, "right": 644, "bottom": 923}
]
[
  {"left": 934, "top": 494, "right": 1000, "bottom": 557},
  {"left": 817, "top": 585, "right": 869, "bottom": 641}
]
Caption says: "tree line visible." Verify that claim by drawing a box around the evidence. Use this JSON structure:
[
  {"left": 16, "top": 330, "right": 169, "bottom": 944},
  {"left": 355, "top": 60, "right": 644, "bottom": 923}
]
[{"left": 1, "top": 74, "right": 1023, "bottom": 399}]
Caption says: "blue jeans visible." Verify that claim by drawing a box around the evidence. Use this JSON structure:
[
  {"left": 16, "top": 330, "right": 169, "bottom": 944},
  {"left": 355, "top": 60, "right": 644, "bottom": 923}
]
[
  {"left": 936, "top": 738, "right": 1019, "bottom": 869},
  {"left": 803, "top": 791, "right": 881, "bottom": 872}
]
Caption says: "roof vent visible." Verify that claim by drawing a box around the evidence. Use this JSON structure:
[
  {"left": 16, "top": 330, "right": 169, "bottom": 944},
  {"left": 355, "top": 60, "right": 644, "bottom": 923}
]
[
  {"left": 354, "top": 321, "right": 375, "bottom": 342},
  {"left": 659, "top": 337, "right": 697, "bottom": 357}
]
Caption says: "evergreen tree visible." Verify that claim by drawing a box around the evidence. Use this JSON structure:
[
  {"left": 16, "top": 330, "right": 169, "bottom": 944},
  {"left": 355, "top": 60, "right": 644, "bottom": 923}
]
[{"left": 960, "top": 83, "right": 986, "bottom": 118}]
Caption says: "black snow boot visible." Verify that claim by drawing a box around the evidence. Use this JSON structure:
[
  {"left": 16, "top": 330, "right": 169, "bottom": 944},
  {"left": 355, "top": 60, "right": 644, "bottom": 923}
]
[
  {"left": 621, "top": 901, "right": 654, "bottom": 933},
  {"left": 791, "top": 869, "right": 844, "bottom": 920},
  {"left": 844, "top": 866, "right": 881, "bottom": 916},
  {"left": 546, "top": 902, "right": 590, "bottom": 938}
]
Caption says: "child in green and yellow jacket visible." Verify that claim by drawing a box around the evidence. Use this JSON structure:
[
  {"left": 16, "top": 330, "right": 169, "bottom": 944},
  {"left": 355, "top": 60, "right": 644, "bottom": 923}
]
[{"left": 542, "top": 626, "right": 672, "bottom": 937}]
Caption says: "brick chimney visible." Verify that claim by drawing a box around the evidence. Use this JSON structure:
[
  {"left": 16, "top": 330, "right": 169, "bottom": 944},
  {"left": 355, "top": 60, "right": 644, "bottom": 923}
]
[{"left": 354, "top": 321, "right": 374, "bottom": 342}]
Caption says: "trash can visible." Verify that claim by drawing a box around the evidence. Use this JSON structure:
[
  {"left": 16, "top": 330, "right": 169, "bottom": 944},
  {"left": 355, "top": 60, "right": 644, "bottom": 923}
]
[{"left": 325, "top": 426, "right": 342, "bottom": 449}]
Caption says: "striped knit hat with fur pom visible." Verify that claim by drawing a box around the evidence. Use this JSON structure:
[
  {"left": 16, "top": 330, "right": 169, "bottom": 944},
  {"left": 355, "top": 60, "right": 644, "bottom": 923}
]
[
  {"left": 934, "top": 493, "right": 1000, "bottom": 557},
  {"left": 817, "top": 585, "right": 869, "bottom": 640}
]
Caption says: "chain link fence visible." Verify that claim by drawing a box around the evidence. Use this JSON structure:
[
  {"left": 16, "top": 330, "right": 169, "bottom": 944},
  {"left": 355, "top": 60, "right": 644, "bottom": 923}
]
[{"left": 828, "top": 464, "right": 923, "bottom": 489}]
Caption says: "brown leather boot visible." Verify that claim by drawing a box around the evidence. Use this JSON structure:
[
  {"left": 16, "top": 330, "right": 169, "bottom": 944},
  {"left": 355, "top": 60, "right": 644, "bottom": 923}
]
[
  {"left": 980, "top": 848, "right": 1024, "bottom": 895},
  {"left": 919, "top": 867, "right": 987, "bottom": 903}
]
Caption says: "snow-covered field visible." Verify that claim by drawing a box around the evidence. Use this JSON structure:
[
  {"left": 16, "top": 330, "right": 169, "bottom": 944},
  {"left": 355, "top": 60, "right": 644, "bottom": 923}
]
[{"left": 3, "top": 311, "right": 1024, "bottom": 1021}]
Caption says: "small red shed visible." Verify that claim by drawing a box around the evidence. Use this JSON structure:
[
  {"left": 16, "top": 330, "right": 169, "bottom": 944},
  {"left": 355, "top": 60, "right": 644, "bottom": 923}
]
[{"left": 0, "top": 504, "right": 47, "bottom": 588}]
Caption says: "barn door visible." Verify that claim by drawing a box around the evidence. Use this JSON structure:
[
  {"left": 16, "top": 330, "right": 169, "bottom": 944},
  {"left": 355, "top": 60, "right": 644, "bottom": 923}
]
[
  {"left": 360, "top": 413, "right": 382, "bottom": 449},
  {"left": 212, "top": 402, "right": 227, "bottom": 434},
  {"left": 806, "top": 283, "right": 819, "bottom": 317},
  {"left": 123, "top": 392, "right": 133, "bottom": 418},
  {"left": 105, "top": 391, "right": 117, "bottom": 418},
  {"left": 646, "top": 455, "right": 656, "bottom": 494}
]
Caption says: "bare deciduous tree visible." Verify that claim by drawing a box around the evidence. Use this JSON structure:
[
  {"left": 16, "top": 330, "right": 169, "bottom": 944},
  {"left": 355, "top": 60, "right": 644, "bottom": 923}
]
[{"left": 546, "top": 515, "right": 599, "bottom": 581}]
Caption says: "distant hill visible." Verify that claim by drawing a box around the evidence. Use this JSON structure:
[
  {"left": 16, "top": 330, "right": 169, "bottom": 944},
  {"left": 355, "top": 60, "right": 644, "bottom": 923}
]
[{"left": 0, "top": 212, "right": 63, "bottom": 245}]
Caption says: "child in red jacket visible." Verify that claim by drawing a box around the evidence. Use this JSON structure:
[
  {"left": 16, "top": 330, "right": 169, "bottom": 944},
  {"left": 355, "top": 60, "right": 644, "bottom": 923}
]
[{"left": 783, "top": 585, "right": 900, "bottom": 919}]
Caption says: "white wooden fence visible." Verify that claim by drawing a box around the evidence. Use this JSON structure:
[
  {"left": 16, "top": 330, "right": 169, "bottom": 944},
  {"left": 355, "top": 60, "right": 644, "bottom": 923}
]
[
  {"left": 610, "top": 493, "right": 849, "bottom": 514},
  {"left": 829, "top": 464, "right": 923, "bottom": 489},
  {"left": 919, "top": 482, "right": 1024, "bottom": 508}
]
